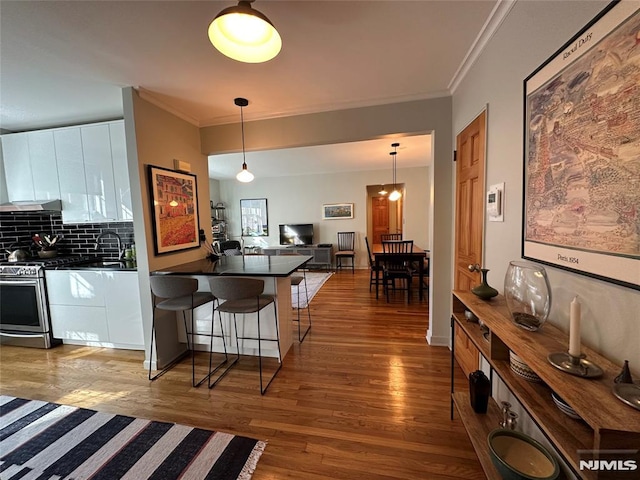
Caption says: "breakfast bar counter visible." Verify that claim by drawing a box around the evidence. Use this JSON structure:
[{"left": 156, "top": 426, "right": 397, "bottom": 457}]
[
  {"left": 152, "top": 254, "right": 312, "bottom": 277},
  {"left": 150, "top": 255, "right": 312, "bottom": 366}
]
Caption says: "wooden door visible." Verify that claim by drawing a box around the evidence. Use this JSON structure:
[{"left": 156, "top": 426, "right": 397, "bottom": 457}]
[
  {"left": 454, "top": 111, "right": 486, "bottom": 291},
  {"left": 453, "top": 111, "right": 486, "bottom": 377},
  {"left": 372, "top": 196, "right": 389, "bottom": 244}
]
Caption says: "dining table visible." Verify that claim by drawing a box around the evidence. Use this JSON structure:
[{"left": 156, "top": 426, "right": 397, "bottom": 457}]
[{"left": 371, "top": 243, "right": 429, "bottom": 301}]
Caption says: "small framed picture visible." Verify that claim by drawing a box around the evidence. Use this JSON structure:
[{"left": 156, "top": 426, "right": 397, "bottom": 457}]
[{"left": 322, "top": 203, "right": 354, "bottom": 220}]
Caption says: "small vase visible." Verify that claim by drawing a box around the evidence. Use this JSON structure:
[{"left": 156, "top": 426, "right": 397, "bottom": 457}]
[
  {"left": 504, "top": 261, "right": 551, "bottom": 331},
  {"left": 471, "top": 268, "right": 499, "bottom": 300}
]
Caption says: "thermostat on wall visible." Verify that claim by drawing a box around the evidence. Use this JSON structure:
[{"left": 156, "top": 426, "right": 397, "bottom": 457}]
[{"left": 487, "top": 183, "right": 504, "bottom": 222}]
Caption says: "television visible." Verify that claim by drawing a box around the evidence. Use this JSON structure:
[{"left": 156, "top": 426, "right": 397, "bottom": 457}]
[{"left": 279, "top": 224, "right": 314, "bottom": 246}]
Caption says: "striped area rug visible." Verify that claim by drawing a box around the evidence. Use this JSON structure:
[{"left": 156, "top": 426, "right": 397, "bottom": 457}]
[{"left": 0, "top": 396, "right": 265, "bottom": 480}]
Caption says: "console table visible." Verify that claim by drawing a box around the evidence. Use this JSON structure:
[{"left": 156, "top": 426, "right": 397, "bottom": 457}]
[
  {"left": 263, "top": 245, "right": 332, "bottom": 270},
  {"left": 451, "top": 290, "right": 640, "bottom": 480}
]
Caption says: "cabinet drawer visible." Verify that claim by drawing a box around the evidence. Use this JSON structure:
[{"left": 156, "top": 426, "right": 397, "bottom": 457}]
[
  {"left": 46, "top": 271, "right": 105, "bottom": 307},
  {"left": 50, "top": 305, "right": 109, "bottom": 342},
  {"left": 454, "top": 322, "right": 479, "bottom": 378}
]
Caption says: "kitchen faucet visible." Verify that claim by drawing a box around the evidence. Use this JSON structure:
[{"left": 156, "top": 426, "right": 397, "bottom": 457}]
[{"left": 94, "top": 230, "right": 124, "bottom": 259}]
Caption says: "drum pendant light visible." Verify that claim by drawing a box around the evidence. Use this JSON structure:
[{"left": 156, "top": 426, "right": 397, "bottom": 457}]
[
  {"left": 208, "top": 0, "right": 282, "bottom": 63},
  {"left": 389, "top": 142, "right": 402, "bottom": 201},
  {"left": 235, "top": 98, "right": 254, "bottom": 183}
]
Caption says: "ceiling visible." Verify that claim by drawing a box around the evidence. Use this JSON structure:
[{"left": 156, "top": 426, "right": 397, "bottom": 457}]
[{"left": 0, "top": 0, "right": 501, "bottom": 178}]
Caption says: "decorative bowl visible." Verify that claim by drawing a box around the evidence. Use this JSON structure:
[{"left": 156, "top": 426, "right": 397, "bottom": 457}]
[
  {"left": 37, "top": 249, "right": 57, "bottom": 259},
  {"left": 509, "top": 351, "right": 543, "bottom": 383},
  {"left": 488, "top": 429, "right": 559, "bottom": 480},
  {"left": 551, "top": 392, "right": 582, "bottom": 420}
]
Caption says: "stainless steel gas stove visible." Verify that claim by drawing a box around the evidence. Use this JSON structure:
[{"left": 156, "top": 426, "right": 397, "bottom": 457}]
[{"left": 0, "top": 256, "right": 91, "bottom": 348}]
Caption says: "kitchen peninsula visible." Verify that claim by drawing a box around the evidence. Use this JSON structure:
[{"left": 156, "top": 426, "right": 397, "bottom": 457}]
[{"left": 151, "top": 254, "right": 312, "bottom": 364}]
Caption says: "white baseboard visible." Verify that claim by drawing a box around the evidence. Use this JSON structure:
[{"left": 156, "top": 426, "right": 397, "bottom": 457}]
[{"left": 426, "top": 332, "right": 449, "bottom": 347}]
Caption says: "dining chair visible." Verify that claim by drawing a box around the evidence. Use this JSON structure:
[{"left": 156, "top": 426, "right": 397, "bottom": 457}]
[
  {"left": 364, "top": 236, "right": 384, "bottom": 294},
  {"left": 148, "top": 276, "right": 230, "bottom": 388},
  {"left": 219, "top": 240, "right": 242, "bottom": 256},
  {"left": 381, "top": 233, "right": 402, "bottom": 241},
  {"left": 381, "top": 240, "right": 414, "bottom": 303},
  {"left": 208, "top": 277, "right": 282, "bottom": 394},
  {"left": 335, "top": 232, "right": 356, "bottom": 273}
]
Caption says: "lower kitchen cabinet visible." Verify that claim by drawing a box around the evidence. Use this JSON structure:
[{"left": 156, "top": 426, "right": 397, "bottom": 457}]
[{"left": 46, "top": 270, "right": 144, "bottom": 349}]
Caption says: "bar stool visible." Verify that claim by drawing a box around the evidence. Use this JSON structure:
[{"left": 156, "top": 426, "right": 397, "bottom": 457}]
[
  {"left": 291, "top": 273, "right": 311, "bottom": 342},
  {"left": 208, "top": 277, "right": 282, "bottom": 395},
  {"left": 148, "top": 275, "right": 231, "bottom": 388}
]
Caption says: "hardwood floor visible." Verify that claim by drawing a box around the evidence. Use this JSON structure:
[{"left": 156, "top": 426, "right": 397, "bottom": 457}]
[{"left": 0, "top": 270, "right": 484, "bottom": 480}]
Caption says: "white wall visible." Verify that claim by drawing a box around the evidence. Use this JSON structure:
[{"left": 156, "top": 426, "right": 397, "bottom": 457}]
[
  {"left": 452, "top": 1, "right": 639, "bottom": 369},
  {"left": 123, "top": 87, "right": 211, "bottom": 369},
  {"left": 217, "top": 166, "right": 429, "bottom": 267}
]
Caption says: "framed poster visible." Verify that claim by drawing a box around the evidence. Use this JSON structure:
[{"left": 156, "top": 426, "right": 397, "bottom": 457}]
[
  {"left": 240, "top": 198, "right": 269, "bottom": 236},
  {"left": 322, "top": 203, "right": 354, "bottom": 220},
  {"left": 522, "top": 1, "right": 640, "bottom": 290},
  {"left": 148, "top": 165, "right": 200, "bottom": 255}
]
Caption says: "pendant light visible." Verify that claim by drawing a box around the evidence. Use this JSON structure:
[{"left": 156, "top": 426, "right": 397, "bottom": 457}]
[
  {"left": 208, "top": 0, "right": 282, "bottom": 63},
  {"left": 389, "top": 142, "right": 402, "bottom": 201},
  {"left": 235, "top": 97, "right": 254, "bottom": 183},
  {"left": 378, "top": 185, "right": 388, "bottom": 196}
]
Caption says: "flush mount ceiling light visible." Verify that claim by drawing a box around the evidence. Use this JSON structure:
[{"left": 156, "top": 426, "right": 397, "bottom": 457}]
[
  {"left": 235, "top": 97, "right": 254, "bottom": 183},
  {"left": 208, "top": 0, "right": 282, "bottom": 63},
  {"left": 389, "top": 142, "right": 402, "bottom": 201}
]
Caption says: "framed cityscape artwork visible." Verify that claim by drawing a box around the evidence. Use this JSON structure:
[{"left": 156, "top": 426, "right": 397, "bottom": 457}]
[
  {"left": 522, "top": 1, "right": 640, "bottom": 290},
  {"left": 148, "top": 165, "right": 200, "bottom": 255},
  {"left": 322, "top": 203, "right": 354, "bottom": 220}
]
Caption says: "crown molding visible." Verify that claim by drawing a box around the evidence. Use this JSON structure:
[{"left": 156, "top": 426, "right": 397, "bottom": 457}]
[
  {"left": 136, "top": 87, "right": 201, "bottom": 127},
  {"left": 448, "top": 0, "right": 517, "bottom": 94},
  {"left": 199, "top": 90, "right": 451, "bottom": 128}
]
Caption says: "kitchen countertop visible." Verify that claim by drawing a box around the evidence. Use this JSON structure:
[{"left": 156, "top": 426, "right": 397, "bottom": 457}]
[
  {"left": 152, "top": 255, "right": 312, "bottom": 277},
  {"left": 52, "top": 257, "right": 137, "bottom": 271}
]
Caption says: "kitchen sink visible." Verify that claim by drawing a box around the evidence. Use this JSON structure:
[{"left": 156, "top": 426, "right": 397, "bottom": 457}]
[{"left": 71, "top": 259, "right": 135, "bottom": 270}]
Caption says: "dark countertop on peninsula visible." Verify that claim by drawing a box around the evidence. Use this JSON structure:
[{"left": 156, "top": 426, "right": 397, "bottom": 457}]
[{"left": 152, "top": 255, "right": 312, "bottom": 277}]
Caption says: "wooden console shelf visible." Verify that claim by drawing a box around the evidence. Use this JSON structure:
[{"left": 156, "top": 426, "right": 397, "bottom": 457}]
[{"left": 451, "top": 290, "right": 640, "bottom": 480}]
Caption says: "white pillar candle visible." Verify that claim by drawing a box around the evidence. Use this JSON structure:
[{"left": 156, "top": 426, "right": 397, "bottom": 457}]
[{"left": 569, "top": 296, "right": 581, "bottom": 357}]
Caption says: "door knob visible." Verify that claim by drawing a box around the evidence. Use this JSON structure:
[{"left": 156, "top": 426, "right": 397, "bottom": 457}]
[{"left": 468, "top": 264, "right": 480, "bottom": 272}]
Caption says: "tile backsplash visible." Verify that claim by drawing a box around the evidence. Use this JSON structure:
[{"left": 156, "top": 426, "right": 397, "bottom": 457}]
[{"left": 0, "top": 212, "right": 134, "bottom": 261}]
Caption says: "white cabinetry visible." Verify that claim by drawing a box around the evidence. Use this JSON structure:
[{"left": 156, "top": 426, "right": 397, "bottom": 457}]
[
  {"left": 81, "top": 124, "right": 118, "bottom": 222},
  {"left": 103, "top": 272, "right": 143, "bottom": 346},
  {"left": 2, "top": 133, "right": 33, "bottom": 201},
  {"left": 2, "top": 131, "right": 62, "bottom": 202},
  {"left": 1, "top": 120, "right": 131, "bottom": 224},
  {"left": 46, "top": 270, "right": 144, "bottom": 349},
  {"left": 55, "top": 128, "right": 90, "bottom": 223},
  {"left": 29, "top": 130, "right": 61, "bottom": 200},
  {"left": 109, "top": 121, "right": 133, "bottom": 221}
]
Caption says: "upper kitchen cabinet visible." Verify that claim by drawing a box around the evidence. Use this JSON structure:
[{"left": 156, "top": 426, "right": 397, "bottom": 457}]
[
  {"left": 55, "top": 127, "right": 90, "bottom": 223},
  {"left": 81, "top": 123, "right": 118, "bottom": 222},
  {"left": 108, "top": 121, "right": 133, "bottom": 221},
  {"left": 2, "top": 130, "right": 61, "bottom": 201},
  {"left": 2, "top": 133, "right": 34, "bottom": 201},
  {"left": 29, "top": 130, "right": 61, "bottom": 200},
  {"left": 1, "top": 120, "right": 132, "bottom": 224}
]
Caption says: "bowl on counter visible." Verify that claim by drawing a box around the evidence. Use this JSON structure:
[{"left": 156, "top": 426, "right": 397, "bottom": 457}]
[
  {"left": 37, "top": 249, "right": 57, "bottom": 259},
  {"left": 488, "top": 429, "right": 559, "bottom": 480}
]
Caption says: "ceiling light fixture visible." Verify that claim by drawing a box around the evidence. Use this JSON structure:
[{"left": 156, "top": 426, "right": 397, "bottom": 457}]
[
  {"left": 208, "top": 0, "right": 282, "bottom": 63},
  {"left": 378, "top": 185, "right": 388, "bottom": 196},
  {"left": 234, "top": 97, "right": 254, "bottom": 183},
  {"left": 389, "top": 142, "right": 402, "bottom": 201}
]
